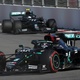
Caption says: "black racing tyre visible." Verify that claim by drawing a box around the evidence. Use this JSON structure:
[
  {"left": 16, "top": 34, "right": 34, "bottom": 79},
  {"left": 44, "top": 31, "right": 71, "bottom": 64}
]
[
  {"left": 13, "top": 20, "right": 22, "bottom": 34},
  {"left": 49, "top": 51, "right": 60, "bottom": 72},
  {"left": 2, "top": 20, "right": 12, "bottom": 33},
  {"left": 40, "top": 49, "right": 60, "bottom": 73},
  {"left": 0, "top": 51, "right": 6, "bottom": 73},
  {"left": 46, "top": 19, "right": 57, "bottom": 32},
  {"left": 46, "top": 19, "right": 56, "bottom": 28}
]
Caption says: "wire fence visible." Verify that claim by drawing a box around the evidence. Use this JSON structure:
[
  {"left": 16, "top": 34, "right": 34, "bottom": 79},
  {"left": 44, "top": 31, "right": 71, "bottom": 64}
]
[{"left": 0, "top": 0, "right": 80, "bottom": 8}]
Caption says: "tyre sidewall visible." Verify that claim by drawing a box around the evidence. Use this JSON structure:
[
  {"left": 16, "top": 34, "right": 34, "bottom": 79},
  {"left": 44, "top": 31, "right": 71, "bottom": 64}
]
[
  {"left": 2, "top": 20, "right": 12, "bottom": 33},
  {"left": 50, "top": 51, "right": 60, "bottom": 72},
  {"left": 13, "top": 20, "right": 22, "bottom": 34}
]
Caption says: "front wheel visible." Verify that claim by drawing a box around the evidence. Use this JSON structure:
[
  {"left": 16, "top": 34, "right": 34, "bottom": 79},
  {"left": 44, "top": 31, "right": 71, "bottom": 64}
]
[
  {"left": 0, "top": 52, "right": 6, "bottom": 73},
  {"left": 2, "top": 20, "right": 12, "bottom": 33}
]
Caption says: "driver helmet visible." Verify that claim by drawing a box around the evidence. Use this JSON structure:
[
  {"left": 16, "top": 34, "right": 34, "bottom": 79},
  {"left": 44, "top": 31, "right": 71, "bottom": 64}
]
[
  {"left": 26, "top": 8, "right": 30, "bottom": 12},
  {"left": 25, "top": 8, "right": 31, "bottom": 15}
]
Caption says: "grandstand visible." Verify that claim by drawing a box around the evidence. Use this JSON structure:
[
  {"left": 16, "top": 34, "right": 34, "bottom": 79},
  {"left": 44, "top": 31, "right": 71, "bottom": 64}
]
[
  {"left": 0, "top": 0, "right": 80, "bottom": 29},
  {"left": 0, "top": 0, "right": 79, "bottom": 8}
]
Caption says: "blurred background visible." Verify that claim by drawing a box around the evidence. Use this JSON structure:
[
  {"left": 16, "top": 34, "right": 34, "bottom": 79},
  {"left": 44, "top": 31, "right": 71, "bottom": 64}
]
[
  {"left": 0, "top": 0, "right": 79, "bottom": 8},
  {"left": 0, "top": 0, "right": 80, "bottom": 29}
]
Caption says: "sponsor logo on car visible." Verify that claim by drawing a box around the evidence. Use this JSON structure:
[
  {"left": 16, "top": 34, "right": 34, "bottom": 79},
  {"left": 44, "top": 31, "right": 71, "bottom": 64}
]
[{"left": 28, "top": 65, "right": 38, "bottom": 69}]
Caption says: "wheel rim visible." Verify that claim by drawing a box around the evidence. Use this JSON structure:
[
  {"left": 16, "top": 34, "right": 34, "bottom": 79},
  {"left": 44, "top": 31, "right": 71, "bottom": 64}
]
[
  {"left": 50, "top": 51, "right": 60, "bottom": 72},
  {"left": 52, "top": 54, "right": 60, "bottom": 69}
]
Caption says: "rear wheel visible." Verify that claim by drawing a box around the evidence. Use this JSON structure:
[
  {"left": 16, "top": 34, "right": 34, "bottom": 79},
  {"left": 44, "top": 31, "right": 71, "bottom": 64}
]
[
  {"left": 2, "top": 20, "right": 12, "bottom": 33},
  {"left": 13, "top": 20, "right": 22, "bottom": 34},
  {"left": 46, "top": 19, "right": 57, "bottom": 32}
]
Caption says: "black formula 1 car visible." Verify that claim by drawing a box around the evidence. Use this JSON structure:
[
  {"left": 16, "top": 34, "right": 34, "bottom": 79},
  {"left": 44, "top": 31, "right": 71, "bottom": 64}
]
[
  {"left": 1, "top": 32, "right": 80, "bottom": 73},
  {"left": 2, "top": 10, "right": 57, "bottom": 34}
]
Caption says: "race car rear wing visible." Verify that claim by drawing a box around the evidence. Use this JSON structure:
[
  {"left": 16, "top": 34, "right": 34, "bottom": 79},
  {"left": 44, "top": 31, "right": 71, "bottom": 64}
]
[
  {"left": 56, "top": 32, "right": 80, "bottom": 40},
  {"left": 56, "top": 32, "right": 80, "bottom": 46}
]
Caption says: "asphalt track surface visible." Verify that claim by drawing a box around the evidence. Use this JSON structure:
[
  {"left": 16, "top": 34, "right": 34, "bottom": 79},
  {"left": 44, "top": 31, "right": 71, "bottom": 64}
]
[{"left": 0, "top": 30, "right": 80, "bottom": 80}]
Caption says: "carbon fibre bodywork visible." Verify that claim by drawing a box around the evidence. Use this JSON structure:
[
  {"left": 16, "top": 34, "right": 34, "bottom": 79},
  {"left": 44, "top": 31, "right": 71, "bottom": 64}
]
[
  {"left": 2, "top": 11, "right": 57, "bottom": 34},
  {"left": 5, "top": 33, "right": 80, "bottom": 73}
]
